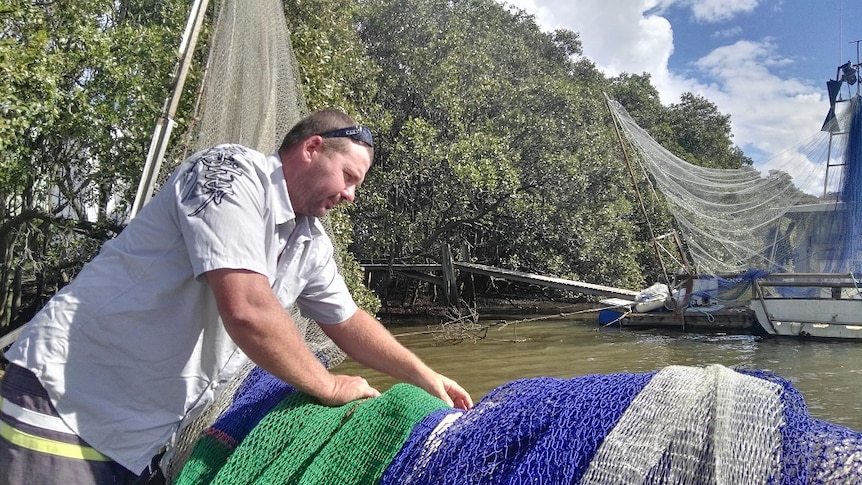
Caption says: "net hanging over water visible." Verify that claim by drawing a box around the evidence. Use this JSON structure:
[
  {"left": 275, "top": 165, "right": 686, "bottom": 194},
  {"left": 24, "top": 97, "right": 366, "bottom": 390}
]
[
  {"left": 606, "top": 93, "right": 862, "bottom": 278},
  {"left": 167, "top": 364, "right": 862, "bottom": 484}
]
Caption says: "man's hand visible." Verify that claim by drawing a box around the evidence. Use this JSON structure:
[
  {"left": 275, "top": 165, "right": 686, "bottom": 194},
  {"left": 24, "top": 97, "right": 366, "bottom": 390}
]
[
  {"left": 208, "top": 269, "right": 377, "bottom": 405},
  {"left": 320, "top": 310, "right": 475, "bottom": 410},
  {"left": 415, "top": 373, "right": 473, "bottom": 410},
  {"left": 319, "top": 374, "right": 381, "bottom": 406}
]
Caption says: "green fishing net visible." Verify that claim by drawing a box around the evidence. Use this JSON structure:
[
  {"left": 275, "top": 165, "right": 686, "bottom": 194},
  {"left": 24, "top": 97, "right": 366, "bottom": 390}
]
[{"left": 174, "top": 383, "right": 448, "bottom": 484}]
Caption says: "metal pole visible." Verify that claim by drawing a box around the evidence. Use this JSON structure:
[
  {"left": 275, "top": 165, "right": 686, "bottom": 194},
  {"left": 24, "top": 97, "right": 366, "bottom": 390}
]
[
  {"left": 129, "top": 0, "right": 210, "bottom": 220},
  {"left": 855, "top": 39, "right": 861, "bottom": 96}
]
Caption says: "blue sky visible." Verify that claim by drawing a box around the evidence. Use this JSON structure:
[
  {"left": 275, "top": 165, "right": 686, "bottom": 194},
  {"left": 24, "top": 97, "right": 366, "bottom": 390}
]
[{"left": 500, "top": 0, "right": 862, "bottom": 169}]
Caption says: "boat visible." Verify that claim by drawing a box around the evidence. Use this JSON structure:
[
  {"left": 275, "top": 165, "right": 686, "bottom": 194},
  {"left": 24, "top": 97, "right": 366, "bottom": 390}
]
[
  {"left": 598, "top": 275, "right": 757, "bottom": 332},
  {"left": 604, "top": 49, "right": 862, "bottom": 339},
  {"left": 746, "top": 56, "right": 862, "bottom": 339},
  {"left": 750, "top": 273, "right": 862, "bottom": 338}
]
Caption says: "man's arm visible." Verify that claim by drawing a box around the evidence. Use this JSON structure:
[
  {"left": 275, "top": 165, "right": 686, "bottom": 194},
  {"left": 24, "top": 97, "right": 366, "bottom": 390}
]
[
  {"left": 320, "top": 309, "right": 474, "bottom": 410},
  {"left": 206, "top": 268, "right": 381, "bottom": 406}
]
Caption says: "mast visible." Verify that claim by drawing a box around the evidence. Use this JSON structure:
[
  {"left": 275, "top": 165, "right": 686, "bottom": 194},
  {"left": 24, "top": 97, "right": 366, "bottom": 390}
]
[
  {"left": 853, "top": 39, "right": 861, "bottom": 97},
  {"left": 822, "top": 40, "right": 860, "bottom": 197},
  {"left": 129, "top": 0, "right": 211, "bottom": 220}
]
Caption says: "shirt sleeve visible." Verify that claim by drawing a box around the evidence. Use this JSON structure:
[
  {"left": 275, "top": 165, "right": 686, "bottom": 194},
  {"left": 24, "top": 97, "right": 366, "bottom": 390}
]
[
  {"left": 295, "top": 231, "right": 358, "bottom": 324},
  {"left": 173, "top": 145, "right": 271, "bottom": 279}
]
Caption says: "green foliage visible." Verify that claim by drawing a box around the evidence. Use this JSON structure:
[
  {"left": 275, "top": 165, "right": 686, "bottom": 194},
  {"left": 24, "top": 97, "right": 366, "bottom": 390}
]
[
  {"left": 666, "top": 93, "right": 753, "bottom": 169},
  {"left": 608, "top": 73, "right": 665, "bottom": 135},
  {"left": 324, "top": 207, "right": 380, "bottom": 315},
  {"left": 0, "top": 0, "right": 194, "bottom": 329},
  {"left": 350, "top": 0, "right": 649, "bottom": 291},
  {"left": 0, "top": 0, "right": 762, "bottom": 330},
  {"left": 284, "top": 0, "right": 380, "bottom": 115},
  {"left": 283, "top": 0, "right": 382, "bottom": 313}
]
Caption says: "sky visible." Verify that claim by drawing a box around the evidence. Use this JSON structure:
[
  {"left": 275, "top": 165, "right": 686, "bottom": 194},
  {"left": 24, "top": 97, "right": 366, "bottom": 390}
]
[{"left": 499, "top": 0, "right": 862, "bottom": 170}]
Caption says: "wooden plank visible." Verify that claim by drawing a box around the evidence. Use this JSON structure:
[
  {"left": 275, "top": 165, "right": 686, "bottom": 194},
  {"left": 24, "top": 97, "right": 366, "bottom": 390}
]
[
  {"left": 757, "top": 272, "right": 860, "bottom": 288},
  {"left": 454, "top": 262, "right": 639, "bottom": 299},
  {"left": 398, "top": 271, "right": 444, "bottom": 287},
  {"left": 0, "top": 325, "right": 26, "bottom": 349},
  {"left": 360, "top": 263, "right": 439, "bottom": 271},
  {"left": 441, "top": 244, "right": 458, "bottom": 305},
  {"left": 758, "top": 281, "right": 859, "bottom": 288},
  {"left": 361, "top": 261, "right": 640, "bottom": 300},
  {"left": 600, "top": 298, "right": 635, "bottom": 308},
  {"left": 759, "top": 272, "right": 857, "bottom": 280}
]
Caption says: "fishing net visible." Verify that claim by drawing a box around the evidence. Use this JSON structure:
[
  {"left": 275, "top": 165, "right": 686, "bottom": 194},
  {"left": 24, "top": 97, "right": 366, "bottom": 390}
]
[
  {"left": 188, "top": 0, "right": 307, "bottom": 154},
  {"left": 606, "top": 92, "right": 862, "bottom": 278},
  {"left": 173, "top": 379, "right": 449, "bottom": 484},
  {"left": 168, "top": 364, "right": 862, "bottom": 484}
]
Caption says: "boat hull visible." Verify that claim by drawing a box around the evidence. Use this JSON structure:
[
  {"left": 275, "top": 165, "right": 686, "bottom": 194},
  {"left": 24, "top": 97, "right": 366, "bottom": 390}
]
[{"left": 750, "top": 298, "right": 862, "bottom": 339}]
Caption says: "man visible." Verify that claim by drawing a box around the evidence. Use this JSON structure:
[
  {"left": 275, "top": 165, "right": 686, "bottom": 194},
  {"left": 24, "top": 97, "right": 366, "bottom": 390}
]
[{"left": 0, "top": 110, "right": 473, "bottom": 484}]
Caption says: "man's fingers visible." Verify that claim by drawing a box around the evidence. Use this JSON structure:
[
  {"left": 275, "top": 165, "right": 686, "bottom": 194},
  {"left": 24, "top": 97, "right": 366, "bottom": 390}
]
[{"left": 323, "top": 374, "right": 381, "bottom": 405}]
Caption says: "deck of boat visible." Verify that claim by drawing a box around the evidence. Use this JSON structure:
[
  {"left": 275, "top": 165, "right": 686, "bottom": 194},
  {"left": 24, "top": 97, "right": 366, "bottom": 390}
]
[{"left": 599, "top": 298, "right": 756, "bottom": 332}]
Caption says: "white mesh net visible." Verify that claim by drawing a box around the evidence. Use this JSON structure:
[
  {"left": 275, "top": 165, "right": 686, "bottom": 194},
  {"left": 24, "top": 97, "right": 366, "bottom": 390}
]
[
  {"left": 606, "top": 93, "right": 862, "bottom": 276},
  {"left": 580, "top": 365, "right": 783, "bottom": 484},
  {"left": 189, "top": 0, "right": 307, "bottom": 153}
]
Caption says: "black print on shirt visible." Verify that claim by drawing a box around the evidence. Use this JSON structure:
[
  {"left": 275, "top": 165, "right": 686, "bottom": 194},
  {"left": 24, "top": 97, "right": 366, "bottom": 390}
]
[{"left": 181, "top": 145, "right": 249, "bottom": 216}]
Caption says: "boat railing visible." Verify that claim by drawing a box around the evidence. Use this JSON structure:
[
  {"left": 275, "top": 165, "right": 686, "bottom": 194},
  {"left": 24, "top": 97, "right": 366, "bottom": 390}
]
[{"left": 754, "top": 273, "right": 862, "bottom": 300}]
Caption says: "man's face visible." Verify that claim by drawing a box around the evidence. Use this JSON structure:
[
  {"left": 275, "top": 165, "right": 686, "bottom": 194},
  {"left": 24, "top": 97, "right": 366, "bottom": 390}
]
[{"left": 290, "top": 140, "right": 372, "bottom": 217}]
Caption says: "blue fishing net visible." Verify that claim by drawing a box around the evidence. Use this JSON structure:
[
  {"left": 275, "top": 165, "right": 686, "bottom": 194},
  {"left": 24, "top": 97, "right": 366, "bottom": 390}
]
[
  {"left": 382, "top": 372, "right": 655, "bottom": 484},
  {"left": 687, "top": 269, "right": 770, "bottom": 303},
  {"left": 831, "top": 95, "right": 862, "bottom": 274},
  {"left": 739, "top": 369, "right": 862, "bottom": 484}
]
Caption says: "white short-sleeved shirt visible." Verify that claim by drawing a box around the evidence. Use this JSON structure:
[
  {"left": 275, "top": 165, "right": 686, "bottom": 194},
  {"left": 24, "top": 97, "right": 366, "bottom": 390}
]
[{"left": 4, "top": 144, "right": 358, "bottom": 473}]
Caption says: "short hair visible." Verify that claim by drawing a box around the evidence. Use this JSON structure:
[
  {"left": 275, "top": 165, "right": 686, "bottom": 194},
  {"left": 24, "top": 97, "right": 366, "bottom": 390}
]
[{"left": 279, "top": 109, "right": 361, "bottom": 154}]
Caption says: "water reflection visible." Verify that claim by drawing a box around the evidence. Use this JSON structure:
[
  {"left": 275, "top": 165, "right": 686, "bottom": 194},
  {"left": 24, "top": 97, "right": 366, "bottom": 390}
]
[{"left": 336, "top": 316, "right": 862, "bottom": 430}]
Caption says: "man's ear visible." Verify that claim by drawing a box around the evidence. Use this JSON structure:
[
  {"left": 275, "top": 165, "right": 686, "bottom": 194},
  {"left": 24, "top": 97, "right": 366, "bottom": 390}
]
[{"left": 302, "top": 135, "right": 325, "bottom": 164}]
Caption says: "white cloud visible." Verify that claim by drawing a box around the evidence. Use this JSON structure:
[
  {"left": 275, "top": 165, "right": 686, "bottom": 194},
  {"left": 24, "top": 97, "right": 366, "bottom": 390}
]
[
  {"left": 500, "top": 0, "right": 828, "bottom": 167},
  {"left": 688, "top": 0, "right": 760, "bottom": 23},
  {"left": 711, "top": 26, "right": 743, "bottom": 40},
  {"left": 690, "top": 40, "right": 826, "bottom": 158},
  {"left": 505, "top": 0, "right": 676, "bottom": 92}
]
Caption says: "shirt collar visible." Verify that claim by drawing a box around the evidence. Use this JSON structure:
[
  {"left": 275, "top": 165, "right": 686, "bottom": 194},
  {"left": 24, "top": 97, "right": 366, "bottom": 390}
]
[
  {"left": 270, "top": 153, "right": 295, "bottom": 226},
  {"left": 269, "top": 153, "right": 326, "bottom": 237}
]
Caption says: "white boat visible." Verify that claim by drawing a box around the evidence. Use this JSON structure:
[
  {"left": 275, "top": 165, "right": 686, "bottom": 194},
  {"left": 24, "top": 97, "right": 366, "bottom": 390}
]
[
  {"left": 750, "top": 273, "right": 862, "bottom": 339},
  {"left": 747, "top": 55, "right": 862, "bottom": 339}
]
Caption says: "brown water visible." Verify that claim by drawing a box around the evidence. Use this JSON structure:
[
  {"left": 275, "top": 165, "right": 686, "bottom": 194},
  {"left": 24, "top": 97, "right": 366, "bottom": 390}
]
[{"left": 336, "top": 315, "right": 862, "bottom": 431}]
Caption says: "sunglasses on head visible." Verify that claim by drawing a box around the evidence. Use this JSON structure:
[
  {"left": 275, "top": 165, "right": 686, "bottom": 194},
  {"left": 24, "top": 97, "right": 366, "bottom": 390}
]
[{"left": 319, "top": 125, "right": 374, "bottom": 148}]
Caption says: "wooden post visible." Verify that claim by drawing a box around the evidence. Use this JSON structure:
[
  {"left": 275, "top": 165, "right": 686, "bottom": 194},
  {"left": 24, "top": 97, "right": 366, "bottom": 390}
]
[
  {"left": 459, "top": 242, "right": 476, "bottom": 305},
  {"left": 441, "top": 243, "right": 459, "bottom": 306}
]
